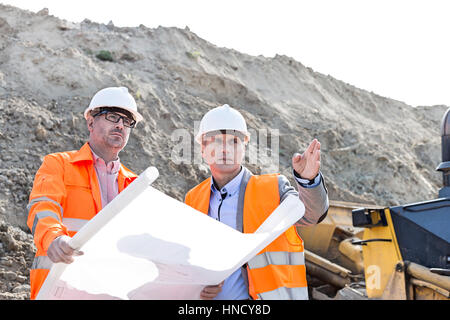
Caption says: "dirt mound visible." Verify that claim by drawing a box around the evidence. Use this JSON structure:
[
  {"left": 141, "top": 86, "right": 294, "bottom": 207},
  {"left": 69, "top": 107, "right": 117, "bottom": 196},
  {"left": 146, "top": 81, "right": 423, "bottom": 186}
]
[
  {"left": 0, "top": 4, "right": 448, "bottom": 299},
  {"left": 0, "top": 221, "right": 35, "bottom": 299}
]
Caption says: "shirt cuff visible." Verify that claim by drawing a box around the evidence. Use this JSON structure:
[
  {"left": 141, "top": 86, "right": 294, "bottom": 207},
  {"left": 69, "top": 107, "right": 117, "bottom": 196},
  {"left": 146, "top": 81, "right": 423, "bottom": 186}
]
[{"left": 293, "top": 170, "right": 321, "bottom": 188}]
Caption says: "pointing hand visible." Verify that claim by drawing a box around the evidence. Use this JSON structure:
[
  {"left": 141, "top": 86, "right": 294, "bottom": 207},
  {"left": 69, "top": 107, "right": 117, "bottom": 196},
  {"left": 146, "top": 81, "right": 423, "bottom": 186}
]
[{"left": 292, "top": 139, "right": 321, "bottom": 180}]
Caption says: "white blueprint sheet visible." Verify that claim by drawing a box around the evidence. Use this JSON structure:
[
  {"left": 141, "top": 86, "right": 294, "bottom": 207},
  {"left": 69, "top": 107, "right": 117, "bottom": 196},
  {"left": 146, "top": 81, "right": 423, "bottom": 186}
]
[{"left": 36, "top": 167, "right": 305, "bottom": 300}]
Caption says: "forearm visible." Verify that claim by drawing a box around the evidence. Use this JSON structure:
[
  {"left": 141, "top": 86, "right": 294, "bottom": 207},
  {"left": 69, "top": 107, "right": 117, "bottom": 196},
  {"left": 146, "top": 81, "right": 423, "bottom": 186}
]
[
  {"left": 27, "top": 154, "right": 68, "bottom": 252},
  {"left": 278, "top": 173, "right": 329, "bottom": 227}
]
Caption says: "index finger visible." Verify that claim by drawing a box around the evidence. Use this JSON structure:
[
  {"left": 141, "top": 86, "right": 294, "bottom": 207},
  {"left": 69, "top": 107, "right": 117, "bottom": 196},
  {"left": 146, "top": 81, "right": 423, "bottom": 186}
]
[
  {"left": 314, "top": 140, "right": 321, "bottom": 151},
  {"left": 305, "top": 139, "right": 317, "bottom": 154}
]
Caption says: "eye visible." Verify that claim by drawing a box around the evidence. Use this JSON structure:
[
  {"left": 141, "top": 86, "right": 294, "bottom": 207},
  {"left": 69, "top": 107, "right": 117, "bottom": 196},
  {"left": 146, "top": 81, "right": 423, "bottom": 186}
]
[{"left": 108, "top": 113, "right": 120, "bottom": 121}]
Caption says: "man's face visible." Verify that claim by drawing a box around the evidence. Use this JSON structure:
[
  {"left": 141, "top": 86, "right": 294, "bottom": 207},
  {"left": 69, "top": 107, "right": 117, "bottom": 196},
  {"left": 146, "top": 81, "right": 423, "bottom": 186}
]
[
  {"left": 201, "top": 133, "right": 247, "bottom": 174},
  {"left": 87, "top": 109, "right": 132, "bottom": 151}
]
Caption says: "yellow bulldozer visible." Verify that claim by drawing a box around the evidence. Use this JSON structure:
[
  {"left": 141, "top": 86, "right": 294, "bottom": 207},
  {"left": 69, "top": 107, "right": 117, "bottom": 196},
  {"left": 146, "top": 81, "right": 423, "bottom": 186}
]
[{"left": 298, "top": 110, "right": 450, "bottom": 300}]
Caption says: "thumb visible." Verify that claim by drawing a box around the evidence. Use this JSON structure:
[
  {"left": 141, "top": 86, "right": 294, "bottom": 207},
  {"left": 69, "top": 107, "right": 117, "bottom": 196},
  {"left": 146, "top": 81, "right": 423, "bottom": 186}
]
[
  {"left": 292, "top": 153, "right": 302, "bottom": 163},
  {"left": 73, "top": 250, "right": 84, "bottom": 256}
]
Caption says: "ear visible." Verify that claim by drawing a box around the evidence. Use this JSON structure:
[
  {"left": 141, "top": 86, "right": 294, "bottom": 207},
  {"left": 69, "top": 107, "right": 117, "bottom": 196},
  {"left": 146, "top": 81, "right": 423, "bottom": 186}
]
[
  {"left": 86, "top": 116, "right": 95, "bottom": 133},
  {"left": 244, "top": 135, "right": 250, "bottom": 146},
  {"left": 200, "top": 142, "right": 207, "bottom": 158}
]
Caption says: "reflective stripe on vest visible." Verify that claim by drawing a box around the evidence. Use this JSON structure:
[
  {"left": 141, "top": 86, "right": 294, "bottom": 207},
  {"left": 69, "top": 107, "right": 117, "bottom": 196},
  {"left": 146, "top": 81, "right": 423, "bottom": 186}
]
[
  {"left": 62, "top": 218, "right": 88, "bottom": 233},
  {"left": 31, "top": 256, "right": 53, "bottom": 270},
  {"left": 28, "top": 198, "right": 88, "bottom": 233},
  {"left": 28, "top": 197, "right": 64, "bottom": 236},
  {"left": 27, "top": 196, "right": 64, "bottom": 215},
  {"left": 248, "top": 251, "right": 305, "bottom": 269},
  {"left": 258, "top": 286, "right": 308, "bottom": 300},
  {"left": 31, "top": 211, "right": 61, "bottom": 236}
]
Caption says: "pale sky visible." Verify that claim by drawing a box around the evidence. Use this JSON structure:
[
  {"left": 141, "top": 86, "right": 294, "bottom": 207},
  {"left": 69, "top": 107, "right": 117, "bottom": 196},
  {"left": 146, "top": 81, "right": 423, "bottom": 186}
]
[{"left": 2, "top": 0, "right": 450, "bottom": 107}]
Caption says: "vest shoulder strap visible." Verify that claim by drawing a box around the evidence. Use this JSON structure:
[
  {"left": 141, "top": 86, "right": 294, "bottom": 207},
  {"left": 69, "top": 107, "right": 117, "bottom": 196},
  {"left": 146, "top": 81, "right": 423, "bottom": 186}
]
[
  {"left": 185, "top": 177, "right": 211, "bottom": 214},
  {"left": 242, "top": 173, "right": 280, "bottom": 233}
]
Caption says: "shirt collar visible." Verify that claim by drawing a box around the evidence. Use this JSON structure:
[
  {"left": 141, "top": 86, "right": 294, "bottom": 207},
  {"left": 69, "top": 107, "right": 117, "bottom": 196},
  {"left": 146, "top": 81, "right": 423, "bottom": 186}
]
[
  {"left": 70, "top": 142, "right": 94, "bottom": 163},
  {"left": 210, "top": 166, "right": 244, "bottom": 196},
  {"left": 89, "top": 144, "right": 121, "bottom": 174}
]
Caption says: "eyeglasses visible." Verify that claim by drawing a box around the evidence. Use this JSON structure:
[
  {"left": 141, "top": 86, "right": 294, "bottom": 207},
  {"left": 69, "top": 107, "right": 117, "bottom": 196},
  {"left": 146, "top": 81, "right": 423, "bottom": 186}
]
[{"left": 93, "top": 110, "right": 136, "bottom": 128}]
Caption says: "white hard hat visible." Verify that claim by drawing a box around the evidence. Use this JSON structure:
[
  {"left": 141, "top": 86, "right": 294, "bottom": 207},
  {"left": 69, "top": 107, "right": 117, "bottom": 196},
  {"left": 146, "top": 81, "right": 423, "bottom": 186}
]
[
  {"left": 84, "top": 87, "right": 143, "bottom": 122},
  {"left": 195, "top": 104, "right": 249, "bottom": 144}
]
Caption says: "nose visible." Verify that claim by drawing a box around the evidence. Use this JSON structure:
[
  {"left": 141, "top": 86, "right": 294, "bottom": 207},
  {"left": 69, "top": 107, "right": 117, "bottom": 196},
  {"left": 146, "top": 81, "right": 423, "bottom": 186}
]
[
  {"left": 215, "top": 141, "right": 227, "bottom": 154},
  {"left": 114, "top": 118, "right": 125, "bottom": 130}
]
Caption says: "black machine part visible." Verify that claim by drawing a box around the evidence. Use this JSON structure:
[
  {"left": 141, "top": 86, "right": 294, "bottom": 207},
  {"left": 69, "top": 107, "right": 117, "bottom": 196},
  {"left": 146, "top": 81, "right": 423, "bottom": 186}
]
[
  {"left": 436, "top": 108, "right": 450, "bottom": 197},
  {"left": 352, "top": 208, "right": 388, "bottom": 228},
  {"left": 430, "top": 268, "right": 450, "bottom": 276},
  {"left": 390, "top": 198, "right": 450, "bottom": 270}
]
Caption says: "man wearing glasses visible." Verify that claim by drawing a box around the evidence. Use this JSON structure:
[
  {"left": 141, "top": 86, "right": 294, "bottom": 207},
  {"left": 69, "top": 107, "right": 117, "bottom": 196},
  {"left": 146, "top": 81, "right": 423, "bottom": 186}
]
[{"left": 27, "top": 87, "right": 143, "bottom": 299}]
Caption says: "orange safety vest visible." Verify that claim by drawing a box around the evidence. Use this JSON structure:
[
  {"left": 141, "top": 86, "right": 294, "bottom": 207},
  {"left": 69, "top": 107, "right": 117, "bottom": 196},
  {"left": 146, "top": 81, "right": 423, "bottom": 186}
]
[
  {"left": 27, "top": 142, "right": 137, "bottom": 300},
  {"left": 185, "top": 172, "right": 308, "bottom": 300}
]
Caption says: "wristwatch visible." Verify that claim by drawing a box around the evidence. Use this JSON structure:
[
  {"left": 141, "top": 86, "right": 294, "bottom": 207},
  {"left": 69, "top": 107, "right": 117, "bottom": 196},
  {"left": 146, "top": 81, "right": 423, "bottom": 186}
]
[{"left": 293, "top": 170, "right": 317, "bottom": 185}]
